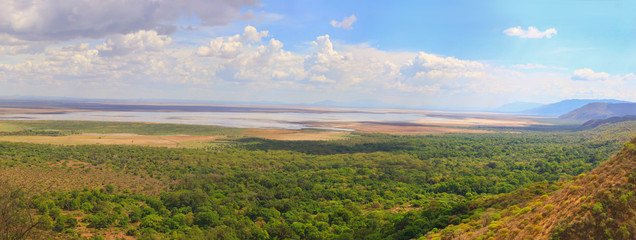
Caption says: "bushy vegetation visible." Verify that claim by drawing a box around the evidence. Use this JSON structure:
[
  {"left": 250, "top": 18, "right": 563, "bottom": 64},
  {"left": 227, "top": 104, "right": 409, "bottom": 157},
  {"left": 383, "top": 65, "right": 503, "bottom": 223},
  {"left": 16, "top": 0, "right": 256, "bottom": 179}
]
[
  {"left": 0, "top": 121, "right": 634, "bottom": 239},
  {"left": 0, "top": 129, "right": 81, "bottom": 136},
  {"left": 0, "top": 120, "right": 243, "bottom": 136}
]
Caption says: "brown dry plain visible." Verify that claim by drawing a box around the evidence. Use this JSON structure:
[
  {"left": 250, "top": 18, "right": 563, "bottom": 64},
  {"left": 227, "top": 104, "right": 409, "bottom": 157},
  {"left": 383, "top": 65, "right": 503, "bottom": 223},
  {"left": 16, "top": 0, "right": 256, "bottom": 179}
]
[{"left": 0, "top": 103, "right": 549, "bottom": 146}]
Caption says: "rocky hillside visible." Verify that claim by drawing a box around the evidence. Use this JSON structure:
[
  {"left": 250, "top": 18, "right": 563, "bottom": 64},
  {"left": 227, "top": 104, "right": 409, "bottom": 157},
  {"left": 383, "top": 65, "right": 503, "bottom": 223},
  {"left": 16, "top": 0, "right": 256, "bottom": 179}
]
[
  {"left": 560, "top": 102, "right": 636, "bottom": 121},
  {"left": 426, "top": 137, "right": 636, "bottom": 240}
]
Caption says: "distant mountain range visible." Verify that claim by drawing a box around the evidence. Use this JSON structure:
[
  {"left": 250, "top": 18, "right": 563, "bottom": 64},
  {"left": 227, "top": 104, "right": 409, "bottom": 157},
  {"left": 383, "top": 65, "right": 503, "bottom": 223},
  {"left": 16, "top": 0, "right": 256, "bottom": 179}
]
[
  {"left": 522, "top": 99, "right": 630, "bottom": 116},
  {"left": 493, "top": 99, "right": 632, "bottom": 115},
  {"left": 559, "top": 102, "right": 636, "bottom": 121}
]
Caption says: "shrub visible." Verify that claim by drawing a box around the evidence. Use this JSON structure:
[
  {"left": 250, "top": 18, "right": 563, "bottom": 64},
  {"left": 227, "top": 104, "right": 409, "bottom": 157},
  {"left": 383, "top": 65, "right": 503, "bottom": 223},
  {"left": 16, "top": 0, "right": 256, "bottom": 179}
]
[
  {"left": 140, "top": 214, "right": 164, "bottom": 230},
  {"left": 592, "top": 202, "right": 603, "bottom": 214},
  {"left": 86, "top": 213, "right": 114, "bottom": 229},
  {"left": 516, "top": 207, "right": 532, "bottom": 216},
  {"left": 48, "top": 207, "right": 61, "bottom": 220},
  {"left": 66, "top": 216, "right": 78, "bottom": 228},
  {"left": 498, "top": 227, "right": 510, "bottom": 237},
  {"left": 487, "top": 221, "right": 502, "bottom": 230},
  {"left": 525, "top": 224, "right": 541, "bottom": 233},
  {"left": 543, "top": 204, "right": 554, "bottom": 212},
  {"left": 195, "top": 210, "right": 220, "bottom": 228},
  {"left": 37, "top": 214, "right": 54, "bottom": 230},
  {"left": 126, "top": 228, "right": 139, "bottom": 236}
]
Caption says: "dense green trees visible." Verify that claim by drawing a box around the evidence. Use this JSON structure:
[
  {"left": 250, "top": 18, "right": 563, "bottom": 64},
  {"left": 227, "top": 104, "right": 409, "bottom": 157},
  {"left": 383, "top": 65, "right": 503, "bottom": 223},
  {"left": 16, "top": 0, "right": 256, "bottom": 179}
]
[{"left": 0, "top": 121, "right": 634, "bottom": 239}]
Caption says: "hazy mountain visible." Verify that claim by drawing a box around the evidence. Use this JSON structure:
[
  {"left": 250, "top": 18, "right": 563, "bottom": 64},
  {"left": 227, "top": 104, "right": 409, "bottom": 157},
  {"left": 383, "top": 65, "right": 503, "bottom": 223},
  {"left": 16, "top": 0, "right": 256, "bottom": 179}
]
[
  {"left": 523, "top": 99, "right": 630, "bottom": 116},
  {"left": 560, "top": 102, "right": 636, "bottom": 121},
  {"left": 493, "top": 102, "right": 545, "bottom": 113}
]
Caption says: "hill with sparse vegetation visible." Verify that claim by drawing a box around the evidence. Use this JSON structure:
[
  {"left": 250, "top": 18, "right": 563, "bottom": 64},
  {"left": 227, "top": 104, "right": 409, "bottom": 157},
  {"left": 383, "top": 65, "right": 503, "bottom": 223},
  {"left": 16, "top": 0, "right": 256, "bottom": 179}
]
[{"left": 426, "top": 136, "right": 636, "bottom": 240}]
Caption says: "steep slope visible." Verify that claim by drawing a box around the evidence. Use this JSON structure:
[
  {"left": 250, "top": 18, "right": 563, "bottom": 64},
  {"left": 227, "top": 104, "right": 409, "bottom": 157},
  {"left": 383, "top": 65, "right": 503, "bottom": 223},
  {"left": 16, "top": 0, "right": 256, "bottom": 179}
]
[
  {"left": 427, "top": 137, "right": 636, "bottom": 240},
  {"left": 578, "top": 116, "right": 636, "bottom": 130},
  {"left": 560, "top": 102, "right": 636, "bottom": 121},
  {"left": 523, "top": 99, "right": 629, "bottom": 116}
]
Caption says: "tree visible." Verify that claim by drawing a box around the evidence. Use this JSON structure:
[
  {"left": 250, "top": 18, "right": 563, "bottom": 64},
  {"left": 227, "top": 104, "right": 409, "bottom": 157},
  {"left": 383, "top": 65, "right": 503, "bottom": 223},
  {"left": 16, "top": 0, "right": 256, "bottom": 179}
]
[{"left": 0, "top": 181, "right": 41, "bottom": 240}]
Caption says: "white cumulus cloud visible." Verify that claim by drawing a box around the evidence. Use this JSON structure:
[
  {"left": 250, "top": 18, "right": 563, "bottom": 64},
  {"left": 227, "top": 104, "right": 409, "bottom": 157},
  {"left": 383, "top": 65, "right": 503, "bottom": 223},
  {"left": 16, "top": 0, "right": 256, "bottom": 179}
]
[
  {"left": 330, "top": 14, "right": 357, "bottom": 30},
  {"left": 401, "top": 52, "right": 486, "bottom": 80},
  {"left": 96, "top": 30, "right": 171, "bottom": 57},
  {"left": 196, "top": 25, "right": 268, "bottom": 58},
  {"left": 504, "top": 26, "right": 557, "bottom": 39},
  {"left": 571, "top": 68, "right": 610, "bottom": 81}
]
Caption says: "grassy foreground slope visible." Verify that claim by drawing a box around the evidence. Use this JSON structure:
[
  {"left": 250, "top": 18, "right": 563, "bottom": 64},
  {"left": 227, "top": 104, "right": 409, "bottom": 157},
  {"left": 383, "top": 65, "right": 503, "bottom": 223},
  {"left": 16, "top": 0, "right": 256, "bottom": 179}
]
[{"left": 0, "top": 120, "right": 635, "bottom": 239}]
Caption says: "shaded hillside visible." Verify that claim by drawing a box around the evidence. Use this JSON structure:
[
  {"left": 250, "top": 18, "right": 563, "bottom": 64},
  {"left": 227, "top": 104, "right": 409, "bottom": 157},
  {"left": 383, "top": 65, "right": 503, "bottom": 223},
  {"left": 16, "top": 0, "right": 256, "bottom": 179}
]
[
  {"left": 427, "top": 136, "right": 636, "bottom": 240},
  {"left": 560, "top": 102, "right": 636, "bottom": 121},
  {"left": 523, "top": 99, "right": 629, "bottom": 116},
  {"left": 578, "top": 116, "right": 636, "bottom": 130}
]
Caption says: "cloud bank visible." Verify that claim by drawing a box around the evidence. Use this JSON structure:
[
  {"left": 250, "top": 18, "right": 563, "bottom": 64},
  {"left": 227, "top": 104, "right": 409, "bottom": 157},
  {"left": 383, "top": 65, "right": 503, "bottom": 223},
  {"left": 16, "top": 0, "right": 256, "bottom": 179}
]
[
  {"left": 0, "top": 0, "right": 259, "bottom": 41},
  {"left": 1, "top": 24, "right": 635, "bottom": 107}
]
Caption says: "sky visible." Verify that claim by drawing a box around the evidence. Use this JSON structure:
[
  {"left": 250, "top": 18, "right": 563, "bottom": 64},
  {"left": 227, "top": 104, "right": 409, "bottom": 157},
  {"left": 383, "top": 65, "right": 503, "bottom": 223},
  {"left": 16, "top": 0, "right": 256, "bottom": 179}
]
[{"left": 1, "top": 0, "right": 636, "bottom": 108}]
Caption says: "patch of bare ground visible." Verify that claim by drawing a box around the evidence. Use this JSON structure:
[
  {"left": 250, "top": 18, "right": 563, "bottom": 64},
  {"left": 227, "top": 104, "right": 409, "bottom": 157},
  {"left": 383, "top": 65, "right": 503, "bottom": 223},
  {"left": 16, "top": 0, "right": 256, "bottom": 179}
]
[
  {"left": 244, "top": 129, "right": 349, "bottom": 140},
  {"left": 411, "top": 117, "right": 543, "bottom": 128},
  {"left": 0, "top": 161, "right": 168, "bottom": 195}
]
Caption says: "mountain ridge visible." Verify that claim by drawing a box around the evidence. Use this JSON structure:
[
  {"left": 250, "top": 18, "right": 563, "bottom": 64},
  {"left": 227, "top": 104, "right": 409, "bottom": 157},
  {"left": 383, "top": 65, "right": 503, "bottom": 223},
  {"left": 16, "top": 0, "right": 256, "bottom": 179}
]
[
  {"left": 560, "top": 102, "right": 636, "bottom": 121},
  {"left": 522, "top": 99, "right": 630, "bottom": 116}
]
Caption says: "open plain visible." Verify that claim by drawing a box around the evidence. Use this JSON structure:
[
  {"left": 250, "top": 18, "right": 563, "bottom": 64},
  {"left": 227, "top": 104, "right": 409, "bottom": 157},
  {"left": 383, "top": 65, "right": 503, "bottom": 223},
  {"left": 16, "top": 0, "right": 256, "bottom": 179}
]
[{"left": 0, "top": 100, "right": 552, "bottom": 145}]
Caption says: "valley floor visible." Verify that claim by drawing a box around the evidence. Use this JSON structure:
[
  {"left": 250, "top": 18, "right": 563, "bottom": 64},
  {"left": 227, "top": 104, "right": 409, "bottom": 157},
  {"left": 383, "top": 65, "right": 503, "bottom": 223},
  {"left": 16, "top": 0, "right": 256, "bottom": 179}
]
[{"left": 0, "top": 107, "right": 632, "bottom": 240}]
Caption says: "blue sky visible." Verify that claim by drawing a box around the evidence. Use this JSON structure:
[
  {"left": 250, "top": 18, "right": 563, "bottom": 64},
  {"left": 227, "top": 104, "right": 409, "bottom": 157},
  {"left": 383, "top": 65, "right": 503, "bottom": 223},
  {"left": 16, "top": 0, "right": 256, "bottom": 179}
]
[{"left": 0, "top": 0, "right": 635, "bottom": 108}]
